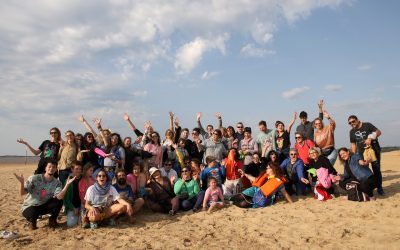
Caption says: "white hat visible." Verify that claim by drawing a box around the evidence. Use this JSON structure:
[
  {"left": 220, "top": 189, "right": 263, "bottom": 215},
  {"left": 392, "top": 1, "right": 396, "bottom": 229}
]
[{"left": 149, "top": 167, "right": 160, "bottom": 178}]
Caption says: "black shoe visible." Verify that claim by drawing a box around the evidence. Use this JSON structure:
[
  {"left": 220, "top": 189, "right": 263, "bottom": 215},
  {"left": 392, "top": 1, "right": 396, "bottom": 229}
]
[
  {"left": 48, "top": 218, "right": 59, "bottom": 228},
  {"left": 28, "top": 220, "right": 38, "bottom": 230},
  {"left": 377, "top": 189, "right": 385, "bottom": 196}
]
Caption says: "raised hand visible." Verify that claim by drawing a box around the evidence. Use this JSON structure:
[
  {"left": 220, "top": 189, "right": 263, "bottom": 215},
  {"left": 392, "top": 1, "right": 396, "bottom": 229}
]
[
  {"left": 323, "top": 110, "right": 330, "bottom": 118},
  {"left": 169, "top": 111, "right": 174, "bottom": 118},
  {"left": 65, "top": 176, "right": 76, "bottom": 186},
  {"left": 144, "top": 121, "right": 152, "bottom": 130},
  {"left": 14, "top": 173, "right": 24, "bottom": 184},
  {"left": 318, "top": 99, "right": 324, "bottom": 110},
  {"left": 79, "top": 115, "right": 85, "bottom": 123},
  {"left": 174, "top": 117, "right": 180, "bottom": 127},
  {"left": 196, "top": 112, "right": 202, "bottom": 121},
  {"left": 123, "top": 113, "right": 130, "bottom": 121},
  {"left": 17, "top": 138, "right": 27, "bottom": 145},
  {"left": 170, "top": 175, "right": 176, "bottom": 184},
  {"left": 215, "top": 112, "right": 222, "bottom": 120},
  {"left": 93, "top": 117, "right": 102, "bottom": 127},
  {"left": 293, "top": 111, "right": 298, "bottom": 120}
]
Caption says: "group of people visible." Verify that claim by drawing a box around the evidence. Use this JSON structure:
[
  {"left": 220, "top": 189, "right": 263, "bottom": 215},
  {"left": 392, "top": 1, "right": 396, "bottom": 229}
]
[{"left": 15, "top": 100, "right": 384, "bottom": 230}]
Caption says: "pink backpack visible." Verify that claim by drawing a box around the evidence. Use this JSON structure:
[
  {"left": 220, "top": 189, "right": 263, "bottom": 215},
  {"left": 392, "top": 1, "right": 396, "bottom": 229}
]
[{"left": 316, "top": 167, "right": 332, "bottom": 189}]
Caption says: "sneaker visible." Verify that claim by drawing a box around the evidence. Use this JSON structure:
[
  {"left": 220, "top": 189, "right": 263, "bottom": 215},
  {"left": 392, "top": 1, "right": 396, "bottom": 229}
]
[
  {"left": 169, "top": 209, "right": 176, "bottom": 216},
  {"left": 48, "top": 219, "right": 59, "bottom": 228},
  {"left": 90, "top": 222, "right": 98, "bottom": 229}
]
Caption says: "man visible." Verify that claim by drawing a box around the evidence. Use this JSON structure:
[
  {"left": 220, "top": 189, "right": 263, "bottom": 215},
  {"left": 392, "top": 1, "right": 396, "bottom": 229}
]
[
  {"left": 235, "top": 122, "right": 245, "bottom": 144},
  {"left": 280, "top": 148, "right": 309, "bottom": 195},
  {"left": 113, "top": 170, "right": 145, "bottom": 215},
  {"left": 197, "top": 129, "right": 228, "bottom": 164},
  {"left": 296, "top": 100, "right": 323, "bottom": 141},
  {"left": 14, "top": 160, "right": 76, "bottom": 230},
  {"left": 189, "top": 127, "right": 204, "bottom": 161},
  {"left": 256, "top": 120, "right": 275, "bottom": 156},
  {"left": 159, "top": 159, "right": 179, "bottom": 184},
  {"left": 348, "top": 115, "right": 384, "bottom": 195}
]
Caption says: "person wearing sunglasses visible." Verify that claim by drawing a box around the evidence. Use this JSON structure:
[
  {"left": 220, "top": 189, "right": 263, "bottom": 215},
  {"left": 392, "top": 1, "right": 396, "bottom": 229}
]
[
  {"left": 84, "top": 169, "right": 134, "bottom": 228},
  {"left": 295, "top": 100, "right": 324, "bottom": 142},
  {"left": 280, "top": 148, "right": 309, "bottom": 196},
  {"left": 197, "top": 129, "right": 228, "bottom": 164},
  {"left": 196, "top": 112, "right": 223, "bottom": 140},
  {"left": 348, "top": 115, "right": 384, "bottom": 195},
  {"left": 174, "top": 167, "right": 205, "bottom": 212},
  {"left": 17, "top": 127, "right": 62, "bottom": 174},
  {"left": 235, "top": 122, "right": 245, "bottom": 145},
  {"left": 160, "top": 159, "right": 178, "bottom": 185},
  {"left": 294, "top": 132, "right": 314, "bottom": 168}
]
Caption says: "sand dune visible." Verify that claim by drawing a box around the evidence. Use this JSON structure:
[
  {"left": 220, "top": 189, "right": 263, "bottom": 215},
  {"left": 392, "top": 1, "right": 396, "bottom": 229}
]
[{"left": 1, "top": 151, "right": 399, "bottom": 249}]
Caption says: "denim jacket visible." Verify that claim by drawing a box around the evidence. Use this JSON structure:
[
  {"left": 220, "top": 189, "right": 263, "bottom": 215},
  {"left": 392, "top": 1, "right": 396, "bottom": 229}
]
[{"left": 343, "top": 153, "right": 373, "bottom": 182}]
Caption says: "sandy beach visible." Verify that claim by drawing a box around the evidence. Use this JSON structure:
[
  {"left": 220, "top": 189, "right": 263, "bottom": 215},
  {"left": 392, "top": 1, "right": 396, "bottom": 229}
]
[{"left": 0, "top": 151, "right": 399, "bottom": 250}]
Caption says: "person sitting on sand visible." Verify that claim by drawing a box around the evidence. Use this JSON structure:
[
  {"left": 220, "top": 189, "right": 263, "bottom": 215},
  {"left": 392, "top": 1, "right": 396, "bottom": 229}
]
[
  {"left": 14, "top": 160, "right": 76, "bottom": 230},
  {"left": 84, "top": 168, "right": 134, "bottom": 229},
  {"left": 337, "top": 147, "right": 376, "bottom": 200},
  {"left": 200, "top": 156, "right": 226, "bottom": 190},
  {"left": 145, "top": 167, "right": 179, "bottom": 215},
  {"left": 202, "top": 177, "right": 225, "bottom": 213},
  {"left": 280, "top": 148, "right": 309, "bottom": 196},
  {"left": 174, "top": 166, "right": 205, "bottom": 212},
  {"left": 113, "top": 169, "right": 145, "bottom": 217},
  {"left": 127, "top": 162, "right": 148, "bottom": 198}
]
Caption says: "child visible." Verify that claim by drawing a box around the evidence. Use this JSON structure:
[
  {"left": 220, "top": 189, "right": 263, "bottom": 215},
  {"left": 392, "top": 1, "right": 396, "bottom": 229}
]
[
  {"left": 200, "top": 156, "right": 226, "bottom": 190},
  {"left": 202, "top": 177, "right": 224, "bottom": 213},
  {"left": 127, "top": 162, "right": 148, "bottom": 197},
  {"left": 222, "top": 149, "right": 243, "bottom": 197}
]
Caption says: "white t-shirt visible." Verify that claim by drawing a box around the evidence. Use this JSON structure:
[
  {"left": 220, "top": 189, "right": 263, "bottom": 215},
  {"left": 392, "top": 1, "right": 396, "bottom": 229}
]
[
  {"left": 159, "top": 167, "right": 178, "bottom": 183},
  {"left": 84, "top": 185, "right": 120, "bottom": 207}
]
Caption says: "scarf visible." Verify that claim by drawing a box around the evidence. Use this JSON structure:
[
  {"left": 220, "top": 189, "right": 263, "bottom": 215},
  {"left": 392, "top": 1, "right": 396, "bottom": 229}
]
[{"left": 94, "top": 181, "right": 111, "bottom": 196}]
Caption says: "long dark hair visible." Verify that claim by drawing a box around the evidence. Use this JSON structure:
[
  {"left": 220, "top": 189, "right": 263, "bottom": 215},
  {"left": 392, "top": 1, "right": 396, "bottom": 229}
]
[{"left": 269, "top": 162, "right": 285, "bottom": 179}]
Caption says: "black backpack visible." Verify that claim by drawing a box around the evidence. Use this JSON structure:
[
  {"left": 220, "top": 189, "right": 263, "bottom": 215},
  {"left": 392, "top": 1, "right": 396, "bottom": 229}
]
[{"left": 345, "top": 181, "right": 366, "bottom": 202}]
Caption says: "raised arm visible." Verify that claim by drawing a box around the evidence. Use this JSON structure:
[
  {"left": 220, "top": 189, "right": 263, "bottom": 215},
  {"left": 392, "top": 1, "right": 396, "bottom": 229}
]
[
  {"left": 55, "top": 177, "right": 76, "bottom": 200},
  {"left": 215, "top": 112, "right": 223, "bottom": 129},
  {"left": 318, "top": 100, "right": 324, "bottom": 120},
  {"left": 93, "top": 117, "right": 109, "bottom": 147},
  {"left": 124, "top": 113, "right": 144, "bottom": 137},
  {"left": 17, "top": 138, "right": 41, "bottom": 155},
  {"left": 79, "top": 115, "right": 97, "bottom": 138},
  {"left": 14, "top": 173, "right": 27, "bottom": 195},
  {"left": 323, "top": 110, "right": 335, "bottom": 129},
  {"left": 169, "top": 112, "right": 174, "bottom": 131},
  {"left": 287, "top": 112, "right": 297, "bottom": 134},
  {"left": 196, "top": 112, "right": 207, "bottom": 138}
]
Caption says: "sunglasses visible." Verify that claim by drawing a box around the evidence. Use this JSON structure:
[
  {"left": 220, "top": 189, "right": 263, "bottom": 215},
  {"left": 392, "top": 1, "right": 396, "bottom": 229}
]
[
  {"left": 348, "top": 120, "right": 357, "bottom": 125},
  {"left": 290, "top": 153, "right": 297, "bottom": 156},
  {"left": 50, "top": 131, "right": 57, "bottom": 135},
  {"left": 182, "top": 170, "right": 189, "bottom": 173},
  {"left": 97, "top": 175, "right": 106, "bottom": 178},
  {"left": 295, "top": 136, "right": 302, "bottom": 139},
  {"left": 237, "top": 126, "right": 243, "bottom": 129},
  {"left": 164, "top": 163, "right": 172, "bottom": 166}
]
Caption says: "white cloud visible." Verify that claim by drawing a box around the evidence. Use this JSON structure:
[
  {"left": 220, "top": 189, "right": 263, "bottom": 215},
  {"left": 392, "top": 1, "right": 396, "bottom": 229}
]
[
  {"left": 357, "top": 64, "right": 373, "bottom": 71},
  {"left": 201, "top": 71, "right": 219, "bottom": 80},
  {"left": 282, "top": 86, "right": 310, "bottom": 100},
  {"left": 174, "top": 34, "right": 229, "bottom": 75},
  {"left": 325, "top": 84, "right": 342, "bottom": 92},
  {"left": 240, "top": 43, "right": 276, "bottom": 57},
  {"left": 133, "top": 90, "right": 148, "bottom": 97}
]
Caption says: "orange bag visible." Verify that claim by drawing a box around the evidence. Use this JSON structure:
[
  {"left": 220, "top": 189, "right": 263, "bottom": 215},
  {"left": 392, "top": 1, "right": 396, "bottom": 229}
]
[{"left": 259, "top": 177, "right": 285, "bottom": 197}]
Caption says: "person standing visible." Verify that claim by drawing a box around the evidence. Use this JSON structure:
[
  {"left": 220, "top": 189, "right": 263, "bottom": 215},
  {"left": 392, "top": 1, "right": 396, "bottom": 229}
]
[
  {"left": 348, "top": 115, "right": 384, "bottom": 195},
  {"left": 296, "top": 100, "right": 323, "bottom": 142}
]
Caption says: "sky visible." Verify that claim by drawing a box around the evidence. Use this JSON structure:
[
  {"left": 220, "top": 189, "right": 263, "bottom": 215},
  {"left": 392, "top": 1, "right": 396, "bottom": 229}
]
[{"left": 1, "top": 0, "right": 399, "bottom": 156}]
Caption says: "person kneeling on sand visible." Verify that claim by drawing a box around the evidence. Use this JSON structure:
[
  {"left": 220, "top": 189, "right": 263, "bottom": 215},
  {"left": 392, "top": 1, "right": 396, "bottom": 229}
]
[
  {"left": 202, "top": 177, "right": 225, "bottom": 213},
  {"left": 113, "top": 169, "right": 145, "bottom": 220},
  {"left": 84, "top": 169, "right": 134, "bottom": 229},
  {"left": 14, "top": 160, "right": 76, "bottom": 230},
  {"left": 337, "top": 147, "right": 376, "bottom": 201}
]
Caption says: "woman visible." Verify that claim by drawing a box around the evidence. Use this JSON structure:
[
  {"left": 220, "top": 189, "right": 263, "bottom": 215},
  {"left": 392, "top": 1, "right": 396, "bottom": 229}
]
[
  {"left": 274, "top": 112, "right": 296, "bottom": 163},
  {"left": 174, "top": 166, "right": 205, "bottom": 212},
  {"left": 146, "top": 167, "right": 179, "bottom": 215},
  {"left": 239, "top": 127, "right": 258, "bottom": 167},
  {"left": 314, "top": 110, "right": 337, "bottom": 165},
  {"left": 266, "top": 150, "right": 280, "bottom": 165},
  {"left": 308, "top": 147, "right": 340, "bottom": 200},
  {"left": 63, "top": 162, "right": 82, "bottom": 227},
  {"left": 58, "top": 130, "right": 78, "bottom": 185},
  {"left": 17, "top": 127, "right": 61, "bottom": 174},
  {"left": 123, "top": 137, "right": 142, "bottom": 174},
  {"left": 337, "top": 147, "right": 376, "bottom": 200},
  {"left": 144, "top": 132, "right": 163, "bottom": 168},
  {"left": 233, "top": 162, "right": 293, "bottom": 208},
  {"left": 79, "top": 163, "right": 95, "bottom": 212},
  {"left": 84, "top": 169, "right": 134, "bottom": 229},
  {"left": 101, "top": 133, "right": 125, "bottom": 181},
  {"left": 77, "top": 132, "right": 100, "bottom": 170},
  {"left": 226, "top": 126, "right": 238, "bottom": 149},
  {"left": 294, "top": 132, "right": 314, "bottom": 168}
]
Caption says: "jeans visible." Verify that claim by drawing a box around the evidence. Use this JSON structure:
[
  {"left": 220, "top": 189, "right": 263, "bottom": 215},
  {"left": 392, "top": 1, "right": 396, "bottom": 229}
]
[
  {"left": 371, "top": 151, "right": 383, "bottom": 192},
  {"left": 325, "top": 148, "right": 338, "bottom": 166},
  {"left": 180, "top": 191, "right": 205, "bottom": 211}
]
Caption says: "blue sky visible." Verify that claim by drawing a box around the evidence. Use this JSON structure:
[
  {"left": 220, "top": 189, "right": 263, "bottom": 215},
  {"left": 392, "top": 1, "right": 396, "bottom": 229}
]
[{"left": 1, "top": 0, "right": 399, "bottom": 155}]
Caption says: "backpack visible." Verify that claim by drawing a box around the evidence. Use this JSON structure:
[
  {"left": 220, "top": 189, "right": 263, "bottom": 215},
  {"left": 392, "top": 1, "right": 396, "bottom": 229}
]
[{"left": 345, "top": 181, "right": 367, "bottom": 202}]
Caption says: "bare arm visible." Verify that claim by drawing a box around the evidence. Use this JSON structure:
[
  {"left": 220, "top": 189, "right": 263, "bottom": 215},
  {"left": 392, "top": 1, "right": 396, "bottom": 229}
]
[
  {"left": 55, "top": 177, "right": 76, "bottom": 200},
  {"left": 169, "top": 112, "right": 174, "bottom": 131},
  {"left": 350, "top": 142, "right": 357, "bottom": 154},
  {"left": 93, "top": 118, "right": 109, "bottom": 147},
  {"left": 79, "top": 115, "right": 97, "bottom": 138},
  {"left": 14, "top": 173, "right": 27, "bottom": 195},
  {"left": 287, "top": 112, "right": 297, "bottom": 134},
  {"left": 323, "top": 110, "right": 336, "bottom": 129},
  {"left": 281, "top": 188, "right": 293, "bottom": 204},
  {"left": 318, "top": 100, "right": 324, "bottom": 120},
  {"left": 215, "top": 112, "right": 222, "bottom": 129},
  {"left": 196, "top": 112, "right": 207, "bottom": 138},
  {"left": 17, "top": 139, "right": 41, "bottom": 155}
]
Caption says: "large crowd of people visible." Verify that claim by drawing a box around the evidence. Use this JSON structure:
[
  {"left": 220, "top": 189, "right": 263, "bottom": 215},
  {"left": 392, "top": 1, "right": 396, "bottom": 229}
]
[{"left": 15, "top": 100, "right": 384, "bottom": 230}]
